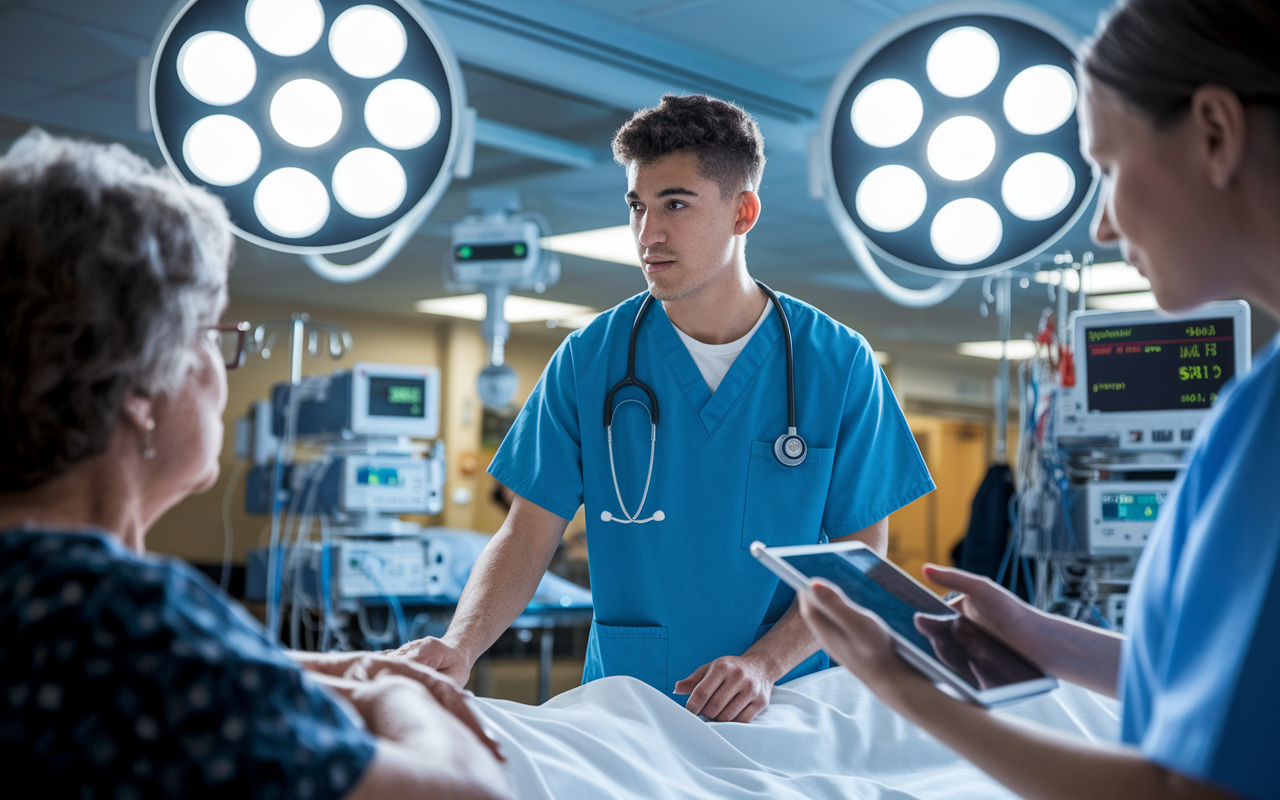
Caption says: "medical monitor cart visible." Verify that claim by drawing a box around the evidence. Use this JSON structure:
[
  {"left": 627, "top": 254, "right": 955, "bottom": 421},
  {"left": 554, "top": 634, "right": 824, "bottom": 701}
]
[{"left": 1020, "top": 301, "right": 1249, "bottom": 629}]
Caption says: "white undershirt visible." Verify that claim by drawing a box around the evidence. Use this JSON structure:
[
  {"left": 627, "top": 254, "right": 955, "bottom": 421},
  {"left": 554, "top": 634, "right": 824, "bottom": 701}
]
[{"left": 672, "top": 303, "right": 773, "bottom": 393}]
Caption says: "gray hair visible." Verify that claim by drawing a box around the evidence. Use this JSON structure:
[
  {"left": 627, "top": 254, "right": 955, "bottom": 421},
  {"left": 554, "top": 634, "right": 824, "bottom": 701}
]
[{"left": 0, "top": 129, "right": 233, "bottom": 491}]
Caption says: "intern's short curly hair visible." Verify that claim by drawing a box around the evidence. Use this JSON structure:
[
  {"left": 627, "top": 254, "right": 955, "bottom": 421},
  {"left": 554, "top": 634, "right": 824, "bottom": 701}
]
[
  {"left": 0, "top": 129, "right": 233, "bottom": 491},
  {"left": 611, "top": 94, "right": 766, "bottom": 198}
]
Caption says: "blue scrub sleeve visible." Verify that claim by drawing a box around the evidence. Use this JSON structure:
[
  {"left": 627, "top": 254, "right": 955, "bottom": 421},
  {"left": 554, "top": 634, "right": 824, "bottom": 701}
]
[
  {"left": 821, "top": 336, "right": 934, "bottom": 537},
  {"left": 1121, "top": 348, "right": 1280, "bottom": 800},
  {"left": 488, "top": 337, "right": 585, "bottom": 521}
]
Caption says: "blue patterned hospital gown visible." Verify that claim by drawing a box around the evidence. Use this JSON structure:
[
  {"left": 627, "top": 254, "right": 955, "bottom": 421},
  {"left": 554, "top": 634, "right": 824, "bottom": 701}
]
[{"left": 0, "top": 530, "right": 376, "bottom": 799}]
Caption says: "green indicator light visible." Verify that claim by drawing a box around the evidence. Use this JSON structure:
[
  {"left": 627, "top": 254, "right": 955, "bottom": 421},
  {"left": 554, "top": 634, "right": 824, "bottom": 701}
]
[
  {"left": 514, "top": 243, "right": 526, "bottom": 257},
  {"left": 458, "top": 246, "right": 472, "bottom": 259}
]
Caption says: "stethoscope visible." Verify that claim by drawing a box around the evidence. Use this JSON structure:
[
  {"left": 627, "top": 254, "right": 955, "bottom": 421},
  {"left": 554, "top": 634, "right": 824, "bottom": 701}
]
[{"left": 600, "top": 280, "right": 806, "bottom": 524}]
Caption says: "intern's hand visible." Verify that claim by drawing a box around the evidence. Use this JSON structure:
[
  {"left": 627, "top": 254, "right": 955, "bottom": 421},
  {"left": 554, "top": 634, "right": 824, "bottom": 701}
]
[
  {"left": 675, "top": 656, "right": 773, "bottom": 723},
  {"left": 389, "top": 637, "right": 474, "bottom": 687},
  {"left": 922, "top": 564, "right": 1036, "bottom": 648},
  {"left": 797, "top": 580, "right": 913, "bottom": 689}
]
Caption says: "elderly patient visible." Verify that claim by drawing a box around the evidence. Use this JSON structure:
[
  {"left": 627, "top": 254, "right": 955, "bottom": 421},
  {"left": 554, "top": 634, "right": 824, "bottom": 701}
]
[{"left": 0, "top": 130, "right": 509, "bottom": 800}]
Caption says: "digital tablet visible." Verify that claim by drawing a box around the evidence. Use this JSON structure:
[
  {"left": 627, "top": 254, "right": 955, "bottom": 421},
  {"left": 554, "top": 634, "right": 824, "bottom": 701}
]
[{"left": 751, "top": 540, "right": 1057, "bottom": 707}]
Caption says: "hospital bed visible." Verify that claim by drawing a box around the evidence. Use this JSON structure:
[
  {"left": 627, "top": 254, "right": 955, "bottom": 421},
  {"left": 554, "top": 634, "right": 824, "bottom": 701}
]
[{"left": 472, "top": 667, "right": 1118, "bottom": 800}]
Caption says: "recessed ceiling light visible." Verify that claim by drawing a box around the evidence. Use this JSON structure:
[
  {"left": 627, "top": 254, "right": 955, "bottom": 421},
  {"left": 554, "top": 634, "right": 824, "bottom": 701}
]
[
  {"left": 541, "top": 225, "right": 640, "bottom": 266},
  {"left": 957, "top": 340, "right": 1039, "bottom": 360},
  {"left": 1034, "top": 262, "right": 1150, "bottom": 295},
  {"left": 1087, "top": 291, "right": 1159, "bottom": 311},
  {"left": 415, "top": 294, "right": 595, "bottom": 323}
]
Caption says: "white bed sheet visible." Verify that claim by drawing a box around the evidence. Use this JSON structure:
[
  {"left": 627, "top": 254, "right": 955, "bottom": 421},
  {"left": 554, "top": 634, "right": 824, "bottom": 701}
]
[{"left": 473, "top": 667, "right": 1119, "bottom": 800}]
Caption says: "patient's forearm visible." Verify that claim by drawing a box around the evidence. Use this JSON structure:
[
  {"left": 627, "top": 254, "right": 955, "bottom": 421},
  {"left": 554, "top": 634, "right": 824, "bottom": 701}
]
[
  {"left": 444, "top": 498, "right": 568, "bottom": 664},
  {"left": 878, "top": 670, "right": 1235, "bottom": 800}
]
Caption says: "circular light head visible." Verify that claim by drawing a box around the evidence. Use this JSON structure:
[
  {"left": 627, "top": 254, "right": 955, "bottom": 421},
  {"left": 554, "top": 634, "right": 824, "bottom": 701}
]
[
  {"left": 850, "top": 79, "right": 923, "bottom": 148},
  {"left": 330, "top": 5, "right": 408, "bottom": 79},
  {"left": 365, "top": 79, "right": 441, "bottom": 149},
  {"left": 1004, "top": 65, "right": 1077, "bottom": 135},
  {"left": 254, "top": 167, "right": 330, "bottom": 238},
  {"left": 926, "top": 26, "right": 999, "bottom": 98},
  {"left": 927, "top": 116, "right": 996, "bottom": 181},
  {"left": 246, "top": 0, "right": 325, "bottom": 57},
  {"left": 931, "top": 198, "right": 1003, "bottom": 264},
  {"left": 152, "top": 0, "right": 463, "bottom": 256},
  {"left": 821, "top": 7, "right": 1094, "bottom": 278},
  {"left": 182, "top": 115, "right": 261, "bottom": 186},
  {"left": 270, "top": 79, "right": 342, "bottom": 148},
  {"left": 856, "top": 165, "right": 927, "bottom": 232},
  {"left": 332, "top": 148, "right": 407, "bottom": 218},
  {"left": 177, "top": 32, "right": 256, "bottom": 106},
  {"left": 1002, "top": 152, "right": 1076, "bottom": 220}
]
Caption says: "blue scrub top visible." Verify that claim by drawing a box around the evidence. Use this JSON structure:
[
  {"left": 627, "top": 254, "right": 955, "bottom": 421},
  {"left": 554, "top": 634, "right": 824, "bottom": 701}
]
[
  {"left": 1121, "top": 332, "right": 1280, "bottom": 800},
  {"left": 490, "top": 291, "right": 934, "bottom": 701}
]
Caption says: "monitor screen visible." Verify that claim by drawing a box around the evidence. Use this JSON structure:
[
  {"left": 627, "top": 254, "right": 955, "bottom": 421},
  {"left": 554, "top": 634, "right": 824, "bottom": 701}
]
[
  {"left": 368, "top": 376, "right": 426, "bottom": 418},
  {"left": 1084, "top": 317, "right": 1235, "bottom": 412},
  {"left": 357, "top": 466, "right": 402, "bottom": 486},
  {"left": 1100, "top": 492, "right": 1160, "bottom": 522}
]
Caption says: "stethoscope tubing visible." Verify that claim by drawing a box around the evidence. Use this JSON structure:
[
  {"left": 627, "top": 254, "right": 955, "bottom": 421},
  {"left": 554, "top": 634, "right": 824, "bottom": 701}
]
[{"left": 601, "top": 281, "right": 803, "bottom": 524}]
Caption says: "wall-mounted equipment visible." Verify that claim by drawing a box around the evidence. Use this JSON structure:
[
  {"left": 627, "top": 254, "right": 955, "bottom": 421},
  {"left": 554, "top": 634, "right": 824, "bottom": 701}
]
[
  {"left": 813, "top": 1, "right": 1096, "bottom": 307},
  {"left": 445, "top": 189, "right": 560, "bottom": 409},
  {"left": 148, "top": 0, "right": 467, "bottom": 282}
]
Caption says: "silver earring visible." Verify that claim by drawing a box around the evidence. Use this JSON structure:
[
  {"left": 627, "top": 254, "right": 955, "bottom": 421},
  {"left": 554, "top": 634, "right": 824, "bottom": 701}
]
[{"left": 141, "top": 418, "right": 156, "bottom": 461}]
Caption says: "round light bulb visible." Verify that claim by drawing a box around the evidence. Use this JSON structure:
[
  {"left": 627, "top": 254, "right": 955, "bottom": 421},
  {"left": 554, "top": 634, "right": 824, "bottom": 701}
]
[
  {"left": 1002, "top": 152, "right": 1076, "bottom": 220},
  {"left": 1004, "top": 65, "right": 1078, "bottom": 135},
  {"left": 329, "top": 5, "right": 407, "bottom": 79},
  {"left": 177, "top": 32, "right": 256, "bottom": 106},
  {"left": 270, "top": 79, "right": 342, "bottom": 148},
  {"left": 182, "top": 115, "right": 261, "bottom": 186},
  {"left": 332, "top": 148, "right": 407, "bottom": 218},
  {"left": 855, "top": 165, "right": 927, "bottom": 232},
  {"left": 931, "top": 198, "right": 1003, "bottom": 265},
  {"left": 254, "top": 168, "right": 330, "bottom": 239},
  {"left": 850, "top": 78, "right": 923, "bottom": 148},
  {"left": 246, "top": 0, "right": 324, "bottom": 57},
  {"left": 365, "top": 79, "right": 441, "bottom": 150},
  {"left": 927, "top": 116, "right": 996, "bottom": 181},
  {"left": 926, "top": 26, "right": 1000, "bottom": 98}
]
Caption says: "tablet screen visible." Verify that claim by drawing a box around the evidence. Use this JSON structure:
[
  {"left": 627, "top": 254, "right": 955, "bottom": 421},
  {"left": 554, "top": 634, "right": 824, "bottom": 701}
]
[{"left": 782, "top": 549, "right": 1046, "bottom": 690}]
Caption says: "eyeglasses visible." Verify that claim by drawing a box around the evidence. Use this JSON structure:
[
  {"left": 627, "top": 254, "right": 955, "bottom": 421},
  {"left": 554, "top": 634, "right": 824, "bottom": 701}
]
[{"left": 206, "top": 321, "right": 251, "bottom": 370}]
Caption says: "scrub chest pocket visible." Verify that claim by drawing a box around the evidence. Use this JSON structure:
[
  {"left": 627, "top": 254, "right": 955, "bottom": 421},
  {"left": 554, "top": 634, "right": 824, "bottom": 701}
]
[
  {"left": 740, "top": 440, "right": 835, "bottom": 549},
  {"left": 584, "top": 621, "right": 669, "bottom": 691}
]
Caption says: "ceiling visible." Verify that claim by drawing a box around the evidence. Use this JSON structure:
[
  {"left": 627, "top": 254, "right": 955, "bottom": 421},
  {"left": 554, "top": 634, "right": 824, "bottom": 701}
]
[{"left": 0, "top": 0, "right": 1160, "bottom": 383}]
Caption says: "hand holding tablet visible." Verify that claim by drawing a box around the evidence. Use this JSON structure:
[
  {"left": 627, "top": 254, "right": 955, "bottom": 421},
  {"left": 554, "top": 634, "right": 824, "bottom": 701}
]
[{"left": 751, "top": 541, "right": 1056, "bottom": 706}]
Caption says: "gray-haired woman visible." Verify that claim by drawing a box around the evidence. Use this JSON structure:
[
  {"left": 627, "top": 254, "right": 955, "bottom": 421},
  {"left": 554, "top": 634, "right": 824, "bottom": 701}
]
[
  {"left": 800, "top": 1, "right": 1280, "bottom": 799},
  {"left": 0, "top": 130, "right": 509, "bottom": 800}
]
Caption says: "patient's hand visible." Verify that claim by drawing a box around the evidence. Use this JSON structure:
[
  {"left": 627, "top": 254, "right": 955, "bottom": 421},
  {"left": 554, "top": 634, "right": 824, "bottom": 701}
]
[
  {"left": 675, "top": 656, "right": 773, "bottom": 723},
  {"left": 318, "top": 655, "right": 504, "bottom": 763},
  {"left": 389, "top": 636, "right": 474, "bottom": 686}
]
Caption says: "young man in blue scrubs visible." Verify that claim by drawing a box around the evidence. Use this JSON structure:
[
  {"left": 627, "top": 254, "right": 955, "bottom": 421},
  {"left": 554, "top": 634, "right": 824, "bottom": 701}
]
[{"left": 404, "top": 94, "right": 933, "bottom": 722}]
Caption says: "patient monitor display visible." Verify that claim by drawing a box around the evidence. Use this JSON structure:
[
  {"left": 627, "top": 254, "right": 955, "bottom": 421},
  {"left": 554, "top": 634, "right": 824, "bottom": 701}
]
[
  {"left": 752, "top": 541, "right": 1056, "bottom": 706},
  {"left": 1084, "top": 317, "right": 1235, "bottom": 412}
]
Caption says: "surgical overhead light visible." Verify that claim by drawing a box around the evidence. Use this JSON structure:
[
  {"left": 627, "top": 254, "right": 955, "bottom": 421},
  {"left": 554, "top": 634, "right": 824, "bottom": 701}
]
[
  {"left": 815, "top": 4, "right": 1097, "bottom": 307},
  {"left": 149, "top": 0, "right": 466, "bottom": 283}
]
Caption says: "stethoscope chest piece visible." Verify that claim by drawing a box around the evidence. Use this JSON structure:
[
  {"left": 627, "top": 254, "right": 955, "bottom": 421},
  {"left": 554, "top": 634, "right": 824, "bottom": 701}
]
[{"left": 774, "top": 428, "right": 807, "bottom": 467}]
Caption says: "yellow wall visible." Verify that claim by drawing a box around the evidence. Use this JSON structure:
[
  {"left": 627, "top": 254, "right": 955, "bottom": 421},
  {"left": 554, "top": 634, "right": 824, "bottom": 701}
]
[{"left": 146, "top": 295, "right": 565, "bottom": 564}]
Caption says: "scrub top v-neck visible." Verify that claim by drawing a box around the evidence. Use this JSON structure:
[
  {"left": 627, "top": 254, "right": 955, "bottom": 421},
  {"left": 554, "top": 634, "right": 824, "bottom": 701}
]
[{"left": 489, "top": 291, "right": 933, "bottom": 701}]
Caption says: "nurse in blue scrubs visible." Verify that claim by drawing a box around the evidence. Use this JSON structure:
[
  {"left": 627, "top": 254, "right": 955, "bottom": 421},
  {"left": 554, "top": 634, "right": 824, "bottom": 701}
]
[
  {"left": 400, "top": 94, "right": 933, "bottom": 722},
  {"left": 799, "top": 1, "right": 1280, "bottom": 798}
]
